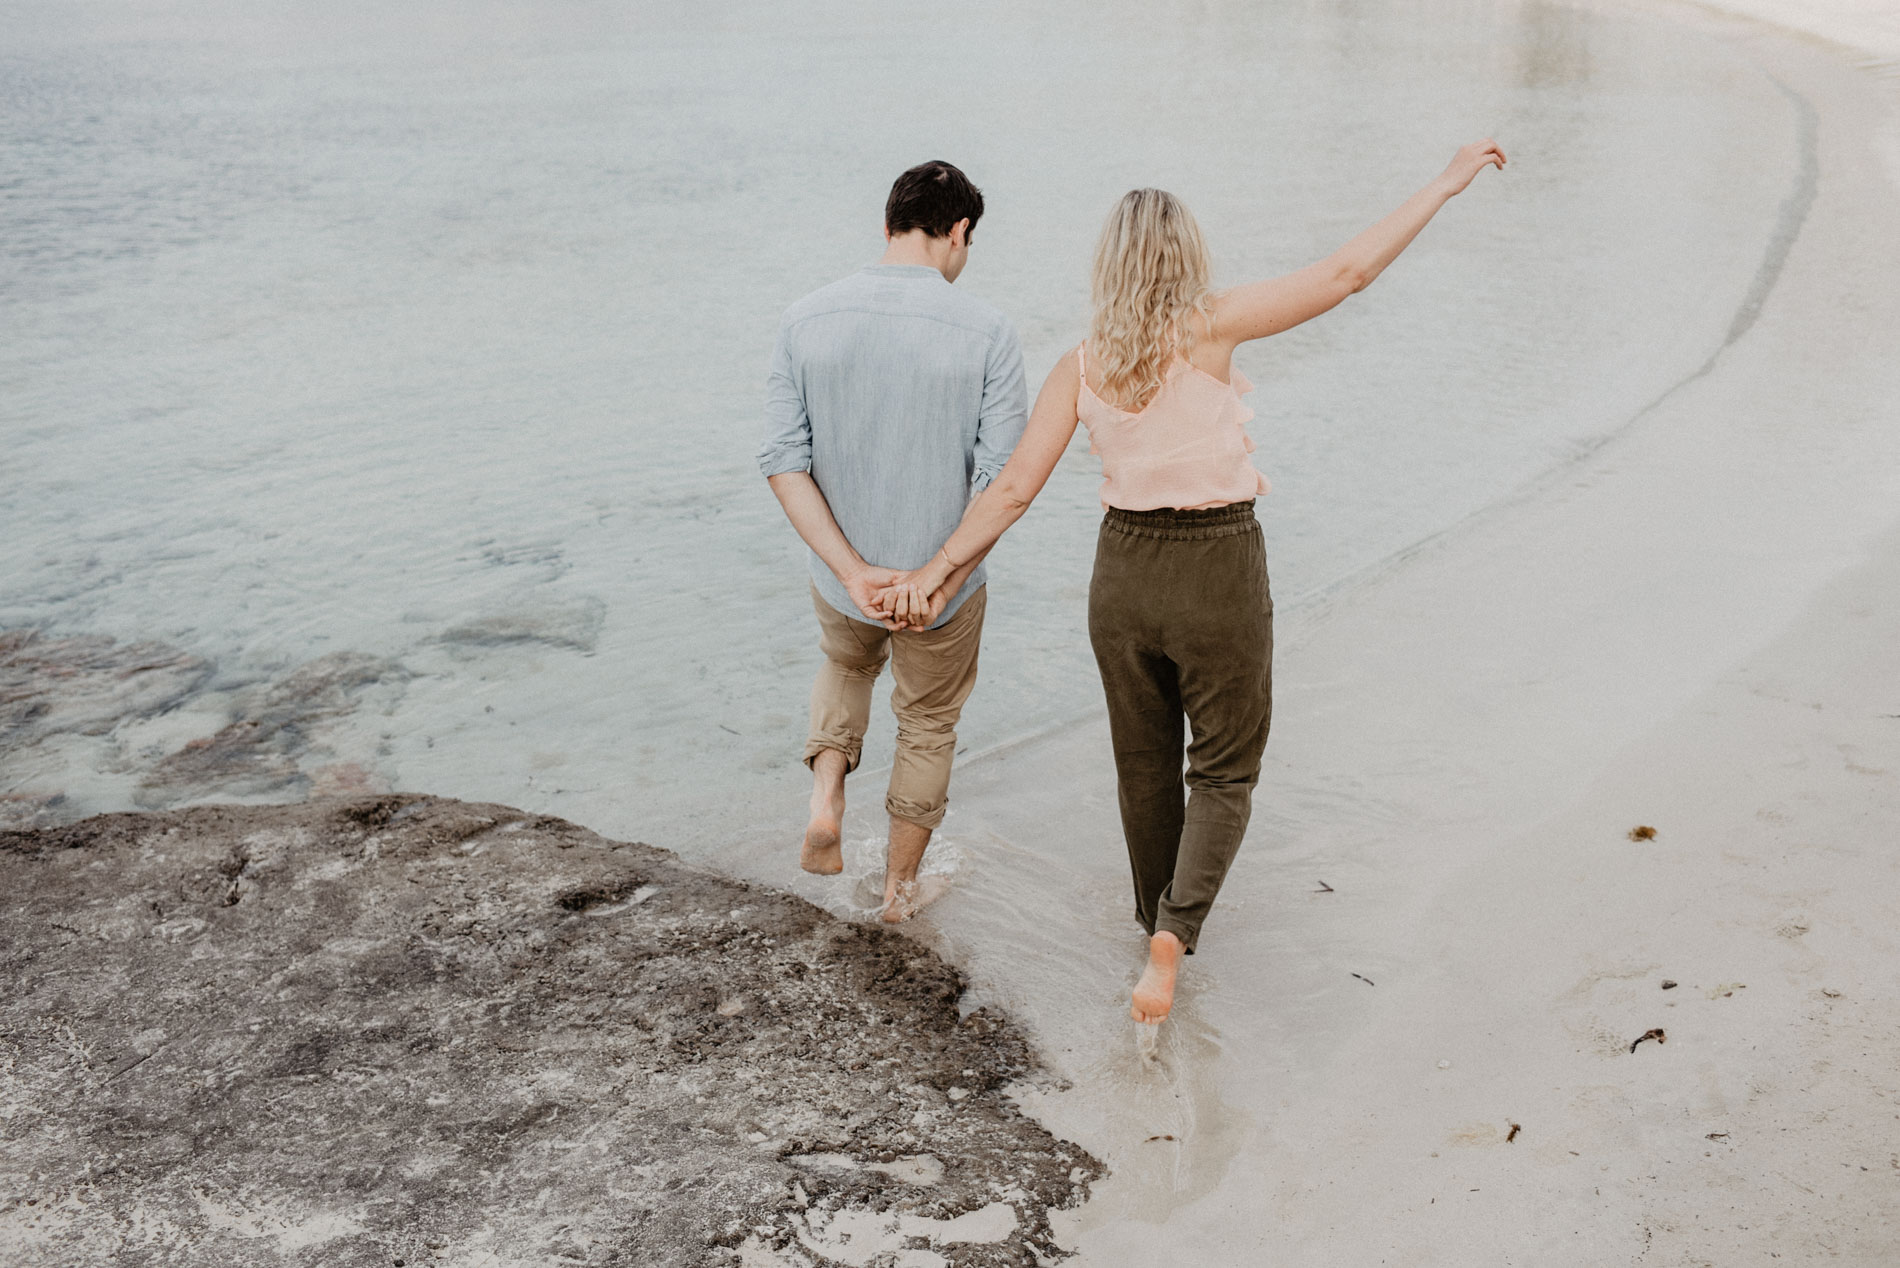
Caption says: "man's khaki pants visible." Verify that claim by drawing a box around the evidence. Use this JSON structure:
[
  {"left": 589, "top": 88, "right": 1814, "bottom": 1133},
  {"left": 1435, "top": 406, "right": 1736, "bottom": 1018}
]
[{"left": 803, "top": 584, "right": 986, "bottom": 830}]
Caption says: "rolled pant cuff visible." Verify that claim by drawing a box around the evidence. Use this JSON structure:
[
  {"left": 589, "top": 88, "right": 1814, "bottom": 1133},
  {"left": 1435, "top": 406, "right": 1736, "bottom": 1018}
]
[
  {"left": 885, "top": 796, "right": 946, "bottom": 832},
  {"left": 803, "top": 740, "right": 863, "bottom": 774}
]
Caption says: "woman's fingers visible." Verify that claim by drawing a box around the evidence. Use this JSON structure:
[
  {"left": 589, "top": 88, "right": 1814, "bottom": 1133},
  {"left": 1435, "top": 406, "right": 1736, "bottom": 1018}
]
[{"left": 1444, "top": 139, "right": 1505, "bottom": 192}]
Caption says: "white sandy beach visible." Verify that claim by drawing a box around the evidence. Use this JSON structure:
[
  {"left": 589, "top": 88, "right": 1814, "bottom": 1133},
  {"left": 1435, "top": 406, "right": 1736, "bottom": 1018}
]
[{"left": 835, "top": 5, "right": 1900, "bottom": 1263}]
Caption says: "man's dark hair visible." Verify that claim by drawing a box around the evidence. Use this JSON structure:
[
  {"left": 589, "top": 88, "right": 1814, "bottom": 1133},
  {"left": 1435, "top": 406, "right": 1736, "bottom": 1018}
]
[{"left": 884, "top": 161, "right": 984, "bottom": 240}]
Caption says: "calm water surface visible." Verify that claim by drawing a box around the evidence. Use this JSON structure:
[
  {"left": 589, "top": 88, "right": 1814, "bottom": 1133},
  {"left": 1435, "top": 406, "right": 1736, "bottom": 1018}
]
[{"left": 2, "top": 0, "right": 1798, "bottom": 860}]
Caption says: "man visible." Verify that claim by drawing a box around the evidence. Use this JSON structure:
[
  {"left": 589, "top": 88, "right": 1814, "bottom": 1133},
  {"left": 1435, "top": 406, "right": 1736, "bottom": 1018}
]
[{"left": 758, "top": 160, "right": 1028, "bottom": 923}]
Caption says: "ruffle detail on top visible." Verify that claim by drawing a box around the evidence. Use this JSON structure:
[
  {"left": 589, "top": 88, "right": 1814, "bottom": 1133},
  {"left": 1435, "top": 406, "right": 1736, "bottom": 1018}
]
[{"left": 1077, "top": 353, "right": 1268, "bottom": 510}]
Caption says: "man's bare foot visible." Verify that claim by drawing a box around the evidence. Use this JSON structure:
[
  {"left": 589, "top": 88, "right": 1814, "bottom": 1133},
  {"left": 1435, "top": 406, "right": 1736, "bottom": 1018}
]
[
  {"left": 1130, "top": 931, "right": 1184, "bottom": 1024},
  {"left": 801, "top": 817, "right": 842, "bottom": 875},
  {"left": 880, "top": 878, "right": 920, "bottom": 923},
  {"left": 801, "top": 751, "right": 847, "bottom": 875},
  {"left": 879, "top": 815, "right": 932, "bottom": 922}
]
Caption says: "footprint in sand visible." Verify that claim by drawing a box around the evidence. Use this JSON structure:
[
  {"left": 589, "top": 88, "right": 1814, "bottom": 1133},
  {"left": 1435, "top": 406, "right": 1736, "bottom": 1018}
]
[{"left": 1067, "top": 997, "right": 1253, "bottom": 1228}]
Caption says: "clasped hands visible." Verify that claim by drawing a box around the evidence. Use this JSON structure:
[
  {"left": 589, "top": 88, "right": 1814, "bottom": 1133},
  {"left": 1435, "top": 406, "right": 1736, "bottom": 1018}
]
[{"left": 843, "top": 561, "right": 954, "bottom": 631}]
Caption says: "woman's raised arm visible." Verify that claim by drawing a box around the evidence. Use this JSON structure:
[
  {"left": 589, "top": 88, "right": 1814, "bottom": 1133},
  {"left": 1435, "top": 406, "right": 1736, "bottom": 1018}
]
[{"left": 1212, "top": 139, "right": 1505, "bottom": 345}]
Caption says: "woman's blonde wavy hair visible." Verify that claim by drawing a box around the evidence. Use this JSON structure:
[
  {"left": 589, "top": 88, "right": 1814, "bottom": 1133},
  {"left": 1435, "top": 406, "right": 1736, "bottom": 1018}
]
[{"left": 1086, "top": 188, "right": 1214, "bottom": 411}]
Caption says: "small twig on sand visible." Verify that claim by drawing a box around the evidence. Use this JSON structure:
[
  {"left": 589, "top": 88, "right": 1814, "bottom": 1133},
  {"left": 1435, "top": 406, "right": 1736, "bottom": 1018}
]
[
  {"left": 1351, "top": 972, "right": 1375, "bottom": 986},
  {"left": 1630, "top": 1028, "right": 1666, "bottom": 1053},
  {"left": 107, "top": 1043, "right": 168, "bottom": 1082},
  {"left": 1314, "top": 880, "right": 1334, "bottom": 893},
  {"left": 1506, "top": 1123, "right": 1521, "bottom": 1143}
]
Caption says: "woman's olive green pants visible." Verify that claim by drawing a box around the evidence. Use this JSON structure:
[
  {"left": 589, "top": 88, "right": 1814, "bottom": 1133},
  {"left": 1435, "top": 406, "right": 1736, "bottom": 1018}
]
[{"left": 1088, "top": 501, "right": 1273, "bottom": 954}]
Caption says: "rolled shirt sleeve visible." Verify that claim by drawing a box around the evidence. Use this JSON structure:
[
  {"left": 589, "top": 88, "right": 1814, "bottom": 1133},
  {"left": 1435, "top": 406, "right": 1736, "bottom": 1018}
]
[
  {"left": 970, "top": 322, "right": 1028, "bottom": 491},
  {"left": 756, "top": 324, "right": 812, "bottom": 478}
]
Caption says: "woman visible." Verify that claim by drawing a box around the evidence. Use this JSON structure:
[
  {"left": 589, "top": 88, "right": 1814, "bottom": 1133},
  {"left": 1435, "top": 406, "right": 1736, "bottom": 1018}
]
[{"left": 880, "top": 140, "right": 1507, "bottom": 1024}]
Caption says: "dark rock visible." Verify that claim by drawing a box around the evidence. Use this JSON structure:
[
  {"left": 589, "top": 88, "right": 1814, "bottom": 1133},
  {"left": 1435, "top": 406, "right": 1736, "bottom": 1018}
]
[{"left": 0, "top": 796, "right": 1098, "bottom": 1266}]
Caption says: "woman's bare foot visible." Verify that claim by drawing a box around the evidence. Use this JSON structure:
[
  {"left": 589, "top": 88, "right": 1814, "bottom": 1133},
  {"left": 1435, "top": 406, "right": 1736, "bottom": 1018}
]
[
  {"left": 801, "top": 752, "right": 847, "bottom": 875},
  {"left": 1130, "top": 931, "right": 1184, "bottom": 1024}
]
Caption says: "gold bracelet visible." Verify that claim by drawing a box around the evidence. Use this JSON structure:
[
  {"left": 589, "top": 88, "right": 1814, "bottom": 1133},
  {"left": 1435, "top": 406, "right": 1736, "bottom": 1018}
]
[{"left": 940, "top": 546, "right": 961, "bottom": 571}]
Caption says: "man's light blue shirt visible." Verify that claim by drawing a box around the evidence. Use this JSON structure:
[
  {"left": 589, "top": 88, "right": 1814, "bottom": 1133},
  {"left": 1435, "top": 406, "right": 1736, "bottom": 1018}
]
[{"left": 758, "top": 264, "right": 1029, "bottom": 628}]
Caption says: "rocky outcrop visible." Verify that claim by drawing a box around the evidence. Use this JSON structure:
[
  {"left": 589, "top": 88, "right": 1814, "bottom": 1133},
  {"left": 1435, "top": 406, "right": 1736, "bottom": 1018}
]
[{"left": 0, "top": 796, "right": 1096, "bottom": 1267}]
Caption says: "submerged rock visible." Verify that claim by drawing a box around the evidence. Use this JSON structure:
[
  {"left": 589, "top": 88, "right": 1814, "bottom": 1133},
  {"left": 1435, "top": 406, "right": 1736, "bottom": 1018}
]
[
  {"left": 0, "top": 631, "right": 210, "bottom": 750},
  {"left": 0, "top": 631, "right": 409, "bottom": 829},
  {"left": 439, "top": 596, "right": 607, "bottom": 654},
  {"left": 0, "top": 796, "right": 1098, "bottom": 1266},
  {"left": 136, "top": 651, "right": 402, "bottom": 805}
]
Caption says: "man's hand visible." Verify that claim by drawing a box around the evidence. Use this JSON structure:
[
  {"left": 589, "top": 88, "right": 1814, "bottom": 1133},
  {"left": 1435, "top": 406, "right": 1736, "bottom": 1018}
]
[
  {"left": 871, "top": 573, "right": 952, "bottom": 630},
  {"left": 843, "top": 564, "right": 906, "bottom": 629}
]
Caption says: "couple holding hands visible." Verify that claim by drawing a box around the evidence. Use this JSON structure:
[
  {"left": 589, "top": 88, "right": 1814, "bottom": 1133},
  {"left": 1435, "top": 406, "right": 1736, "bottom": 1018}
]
[{"left": 761, "top": 144, "right": 1503, "bottom": 1024}]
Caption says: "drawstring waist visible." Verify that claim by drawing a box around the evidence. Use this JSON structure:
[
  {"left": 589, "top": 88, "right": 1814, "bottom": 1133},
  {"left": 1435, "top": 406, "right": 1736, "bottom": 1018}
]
[{"left": 1101, "top": 500, "right": 1257, "bottom": 541}]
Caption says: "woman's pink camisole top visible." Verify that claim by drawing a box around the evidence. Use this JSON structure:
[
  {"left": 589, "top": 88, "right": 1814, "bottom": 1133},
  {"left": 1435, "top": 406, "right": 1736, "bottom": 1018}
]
[{"left": 1075, "top": 343, "right": 1270, "bottom": 511}]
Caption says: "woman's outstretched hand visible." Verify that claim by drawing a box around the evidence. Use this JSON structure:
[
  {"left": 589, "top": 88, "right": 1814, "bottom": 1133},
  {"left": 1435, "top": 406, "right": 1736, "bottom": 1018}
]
[{"left": 1435, "top": 139, "right": 1507, "bottom": 198}]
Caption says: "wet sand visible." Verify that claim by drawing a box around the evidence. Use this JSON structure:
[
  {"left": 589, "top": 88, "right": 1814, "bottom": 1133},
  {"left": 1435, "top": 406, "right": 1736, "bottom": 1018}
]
[{"left": 814, "top": 7, "right": 1900, "bottom": 1263}]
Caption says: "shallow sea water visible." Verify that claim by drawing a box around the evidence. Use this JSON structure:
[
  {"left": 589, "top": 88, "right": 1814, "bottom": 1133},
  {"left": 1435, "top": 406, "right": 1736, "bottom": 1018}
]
[{"left": 3, "top": 0, "right": 1797, "bottom": 862}]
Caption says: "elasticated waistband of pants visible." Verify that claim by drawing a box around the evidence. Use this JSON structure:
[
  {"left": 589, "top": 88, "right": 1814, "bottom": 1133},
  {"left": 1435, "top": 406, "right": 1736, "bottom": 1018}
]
[{"left": 1100, "top": 500, "right": 1257, "bottom": 541}]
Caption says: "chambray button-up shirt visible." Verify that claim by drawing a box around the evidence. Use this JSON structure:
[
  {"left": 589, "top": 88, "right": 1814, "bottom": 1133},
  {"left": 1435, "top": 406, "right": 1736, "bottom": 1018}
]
[{"left": 758, "top": 264, "right": 1029, "bottom": 629}]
